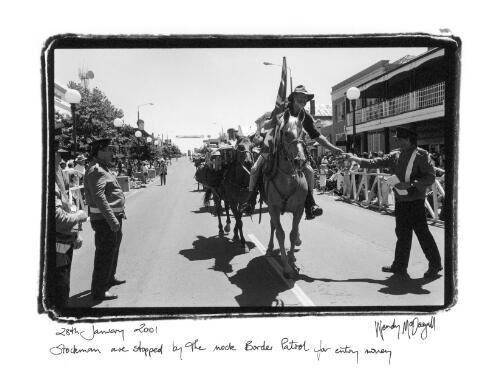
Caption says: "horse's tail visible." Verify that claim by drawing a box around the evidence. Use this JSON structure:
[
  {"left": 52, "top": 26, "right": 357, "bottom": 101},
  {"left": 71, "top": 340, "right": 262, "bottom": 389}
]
[{"left": 203, "top": 188, "right": 212, "bottom": 207}]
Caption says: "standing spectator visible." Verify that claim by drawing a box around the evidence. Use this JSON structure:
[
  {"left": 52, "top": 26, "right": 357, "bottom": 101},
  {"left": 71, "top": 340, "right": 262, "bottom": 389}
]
[
  {"left": 73, "top": 154, "right": 87, "bottom": 204},
  {"left": 84, "top": 138, "right": 126, "bottom": 302},
  {"left": 319, "top": 162, "right": 328, "bottom": 193},
  {"left": 59, "top": 160, "right": 69, "bottom": 191},
  {"left": 159, "top": 161, "right": 167, "bottom": 186},
  {"left": 141, "top": 161, "right": 149, "bottom": 183},
  {"left": 52, "top": 149, "right": 88, "bottom": 309},
  {"left": 346, "top": 127, "right": 442, "bottom": 278},
  {"left": 65, "top": 160, "right": 78, "bottom": 188},
  {"left": 74, "top": 154, "right": 86, "bottom": 186},
  {"left": 55, "top": 150, "right": 71, "bottom": 211},
  {"left": 126, "top": 159, "right": 133, "bottom": 177}
]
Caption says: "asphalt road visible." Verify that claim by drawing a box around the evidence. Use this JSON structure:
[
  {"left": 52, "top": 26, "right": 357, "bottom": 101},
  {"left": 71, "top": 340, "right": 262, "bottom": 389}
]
[{"left": 69, "top": 157, "right": 445, "bottom": 308}]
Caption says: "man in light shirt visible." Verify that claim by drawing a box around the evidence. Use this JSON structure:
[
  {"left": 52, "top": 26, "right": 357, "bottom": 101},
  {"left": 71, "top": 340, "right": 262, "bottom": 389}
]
[{"left": 345, "top": 127, "right": 442, "bottom": 279}]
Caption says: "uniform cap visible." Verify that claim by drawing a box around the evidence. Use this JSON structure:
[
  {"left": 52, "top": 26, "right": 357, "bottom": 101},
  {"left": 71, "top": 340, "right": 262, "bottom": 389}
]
[
  {"left": 89, "top": 137, "right": 112, "bottom": 148},
  {"left": 393, "top": 127, "right": 417, "bottom": 139}
]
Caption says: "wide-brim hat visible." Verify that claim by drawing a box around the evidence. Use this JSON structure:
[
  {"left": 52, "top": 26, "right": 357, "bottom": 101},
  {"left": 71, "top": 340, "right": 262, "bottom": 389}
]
[
  {"left": 393, "top": 127, "right": 417, "bottom": 139},
  {"left": 75, "top": 154, "right": 87, "bottom": 162},
  {"left": 288, "top": 85, "right": 314, "bottom": 102}
]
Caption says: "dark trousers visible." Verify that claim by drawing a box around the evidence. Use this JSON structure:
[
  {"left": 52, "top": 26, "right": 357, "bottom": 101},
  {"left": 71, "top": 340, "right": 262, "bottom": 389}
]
[
  {"left": 53, "top": 247, "right": 74, "bottom": 308},
  {"left": 393, "top": 199, "right": 442, "bottom": 271},
  {"left": 160, "top": 173, "right": 166, "bottom": 185},
  {"left": 90, "top": 217, "right": 123, "bottom": 297}
]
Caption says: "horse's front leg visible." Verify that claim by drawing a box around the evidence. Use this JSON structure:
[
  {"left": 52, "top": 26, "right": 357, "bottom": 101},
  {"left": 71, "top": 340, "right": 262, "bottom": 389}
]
[
  {"left": 230, "top": 202, "right": 240, "bottom": 242},
  {"left": 288, "top": 208, "right": 304, "bottom": 275},
  {"left": 224, "top": 200, "right": 231, "bottom": 233},
  {"left": 216, "top": 198, "right": 224, "bottom": 237},
  {"left": 236, "top": 209, "right": 246, "bottom": 248},
  {"left": 295, "top": 230, "right": 302, "bottom": 246},
  {"left": 266, "top": 219, "right": 275, "bottom": 256},
  {"left": 269, "top": 206, "right": 294, "bottom": 277}
]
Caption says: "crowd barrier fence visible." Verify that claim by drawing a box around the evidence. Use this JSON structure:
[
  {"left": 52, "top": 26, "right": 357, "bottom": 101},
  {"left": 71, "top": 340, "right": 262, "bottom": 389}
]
[{"left": 328, "top": 169, "right": 445, "bottom": 225}]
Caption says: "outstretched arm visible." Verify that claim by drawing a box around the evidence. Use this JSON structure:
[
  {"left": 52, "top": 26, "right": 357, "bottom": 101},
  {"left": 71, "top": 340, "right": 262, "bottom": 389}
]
[
  {"left": 345, "top": 153, "right": 395, "bottom": 169},
  {"left": 313, "top": 135, "right": 344, "bottom": 156}
]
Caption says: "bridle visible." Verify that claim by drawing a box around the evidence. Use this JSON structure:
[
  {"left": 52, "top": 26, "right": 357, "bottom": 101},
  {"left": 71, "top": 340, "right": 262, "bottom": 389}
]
[
  {"left": 279, "top": 127, "right": 306, "bottom": 175},
  {"left": 235, "top": 141, "right": 254, "bottom": 174}
]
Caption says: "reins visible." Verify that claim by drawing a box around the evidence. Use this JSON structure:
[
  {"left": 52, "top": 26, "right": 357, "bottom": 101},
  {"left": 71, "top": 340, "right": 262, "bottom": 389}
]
[{"left": 265, "top": 128, "right": 304, "bottom": 214}]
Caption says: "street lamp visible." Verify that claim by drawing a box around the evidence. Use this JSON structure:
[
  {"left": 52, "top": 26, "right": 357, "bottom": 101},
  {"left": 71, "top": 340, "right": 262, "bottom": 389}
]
[
  {"left": 64, "top": 88, "right": 82, "bottom": 157},
  {"left": 346, "top": 86, "right": 361, "bottom": 154},
  {"left": 113, "top": 118, "right": 124, "bottom": 128},
  {"left": 114, "top": 118, "right": 125, "bottom": 156},
  {"left": 137, "top": 102, "right": 154, "bottom": 125},
  {"left": 263, "top": 61, "right": 293, "bottom": 94}
]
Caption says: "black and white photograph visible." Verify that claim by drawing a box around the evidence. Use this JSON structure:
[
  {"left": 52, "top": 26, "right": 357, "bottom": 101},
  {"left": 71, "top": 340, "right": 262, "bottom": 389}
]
[
  {"left": 5, "top": 1, "right": 500, "bottom": 388},
  {"left": 42, "top": 36, "right": 458, "bottom": 317}
]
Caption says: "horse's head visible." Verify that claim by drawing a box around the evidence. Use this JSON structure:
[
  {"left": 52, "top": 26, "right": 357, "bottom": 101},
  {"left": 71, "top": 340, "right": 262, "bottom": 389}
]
[
  {"left": 280, "top": 116, "right": 306, "bottom": 170},
  {"left": 235, "top": 136, "right": 254, "bottom": 168}
]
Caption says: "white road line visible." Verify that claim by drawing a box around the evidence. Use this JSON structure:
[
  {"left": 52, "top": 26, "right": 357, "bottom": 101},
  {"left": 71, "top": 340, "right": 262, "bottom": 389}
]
[{"left": 247, "top": 233, "right": 316, "bottom": 307}]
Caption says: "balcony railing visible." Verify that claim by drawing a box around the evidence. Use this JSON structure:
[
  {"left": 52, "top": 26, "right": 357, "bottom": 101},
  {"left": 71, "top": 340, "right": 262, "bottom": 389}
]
[{"left": 346, "top": 82, "right": 445, "bottom": 126}]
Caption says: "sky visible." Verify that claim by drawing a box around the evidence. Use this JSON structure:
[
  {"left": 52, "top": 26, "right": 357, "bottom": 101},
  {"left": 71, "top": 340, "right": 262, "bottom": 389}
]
[{"left": 55, "top": 47, "right": 427, "bottom": 145}]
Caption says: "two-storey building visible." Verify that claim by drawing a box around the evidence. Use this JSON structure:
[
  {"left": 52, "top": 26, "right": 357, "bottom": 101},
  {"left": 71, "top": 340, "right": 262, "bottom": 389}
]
[{"left": 331, "top": 48, "right": 445, "bottom": 155}]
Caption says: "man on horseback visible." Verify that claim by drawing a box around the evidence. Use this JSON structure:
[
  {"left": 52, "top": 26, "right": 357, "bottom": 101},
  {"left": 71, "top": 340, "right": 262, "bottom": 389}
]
[
  {"left": 225, "top": 128, "right": 238, "bottom": 147},
  {"left": 243, "top": 85, "right": 344, "bottom": 219}
]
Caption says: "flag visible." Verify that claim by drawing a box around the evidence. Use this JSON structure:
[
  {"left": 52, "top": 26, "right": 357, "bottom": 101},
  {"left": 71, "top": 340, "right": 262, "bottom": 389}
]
[
  {"left": 272, "top": 57, "right": 288, "bottom": 117},
  {"left": 264, "top": 57, "right": 288, "bottom": 152}
]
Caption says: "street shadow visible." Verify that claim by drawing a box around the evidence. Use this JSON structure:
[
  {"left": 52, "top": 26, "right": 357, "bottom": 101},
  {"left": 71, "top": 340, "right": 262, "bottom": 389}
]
[
  {"left": 67, "top": 290, "right": 101, "bottom": 308},
  {"left": 189, "top": 189, "right": 205, "bottom": 193},
  {"left": 179, "top": 235, "right": 255, "bottom": 274},
  {"left": 191, "top": 206, "right": 213, "bottom": 214},
  {"left": 229, "top": 255, "right": 294, "bottom": 306},
  {"left": 295, "top": 273, "right": 439, "bottom": 296}
]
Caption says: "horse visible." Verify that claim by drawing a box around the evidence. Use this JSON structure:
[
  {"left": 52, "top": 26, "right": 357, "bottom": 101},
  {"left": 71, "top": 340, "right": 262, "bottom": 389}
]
[
  {"left": 221, "top": 136, "right": 254, "bottom": 248},
  {"left": 262, "top": 114, "right": 308, "bottom": 278},
  {"left": 195, "top": 162, "right": 231, "bottom": 237}
]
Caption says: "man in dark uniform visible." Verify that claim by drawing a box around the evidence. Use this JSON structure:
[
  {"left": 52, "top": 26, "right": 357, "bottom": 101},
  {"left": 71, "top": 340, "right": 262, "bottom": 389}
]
[
  {"left": 52, "top": 149, "right": 88, "bottom": 309},
  {"left": 84, "top": 138, "right": 126, "bottom": 301},
  {"left": 244, "top": 85, "right": 344, "bottom": 219},
  {"left": 346, "top": 127, "right": 443, "bottom": 278}
]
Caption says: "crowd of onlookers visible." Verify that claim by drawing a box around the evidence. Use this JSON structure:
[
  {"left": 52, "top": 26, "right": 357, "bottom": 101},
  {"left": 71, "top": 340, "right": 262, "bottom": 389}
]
[
  {"left": 313, "top": 149, "right": 445, "bottom": 219},
  {"left": 58, "top": 154, "right": 173, "bottom": 191}
]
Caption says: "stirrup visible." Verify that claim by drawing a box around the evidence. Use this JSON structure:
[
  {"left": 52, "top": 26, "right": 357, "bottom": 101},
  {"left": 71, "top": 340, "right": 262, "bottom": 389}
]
[{"left": 242, "top": 201, "right": 255, "bottom": 215}]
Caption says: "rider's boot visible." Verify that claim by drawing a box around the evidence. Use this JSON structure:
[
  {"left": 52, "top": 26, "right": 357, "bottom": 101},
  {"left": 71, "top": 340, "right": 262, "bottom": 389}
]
[
  {"left": 242, "top": 190, "right": 258, "bottom": 215},
  {"left": 305, "top": 190, "right": 323, "bottom": 220}
]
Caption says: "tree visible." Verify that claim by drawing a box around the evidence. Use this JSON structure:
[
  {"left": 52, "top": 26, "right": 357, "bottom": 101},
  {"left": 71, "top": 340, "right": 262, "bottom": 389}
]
[
  {"left": 56, "top": 82, "right": 125, "bottom": 153},
  {"left": 67, "top": 81, "right": 123, "bottom": 138}
]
